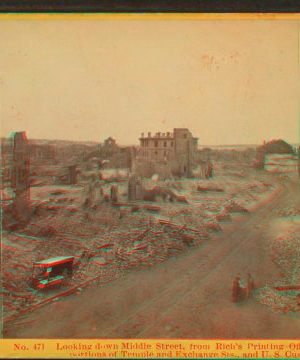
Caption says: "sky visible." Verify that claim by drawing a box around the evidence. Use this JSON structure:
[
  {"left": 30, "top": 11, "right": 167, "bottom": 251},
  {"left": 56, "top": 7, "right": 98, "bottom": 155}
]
[{"left": 1, "top": 17, "right": 299, "bottom": 146}]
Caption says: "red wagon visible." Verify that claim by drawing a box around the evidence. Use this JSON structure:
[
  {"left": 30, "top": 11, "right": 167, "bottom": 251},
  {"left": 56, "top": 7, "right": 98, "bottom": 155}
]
[{"left": 29, "top": 256, "right": 74, "bottom": 289}]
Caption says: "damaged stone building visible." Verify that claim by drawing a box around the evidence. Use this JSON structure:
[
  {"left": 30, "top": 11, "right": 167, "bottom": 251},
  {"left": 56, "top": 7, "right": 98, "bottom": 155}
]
[
  {"left": 137, "top": 128, "right": 199, "bottom": 177},
  {"left": 84, "top": 137, "right": 134, "bottom": 170}
]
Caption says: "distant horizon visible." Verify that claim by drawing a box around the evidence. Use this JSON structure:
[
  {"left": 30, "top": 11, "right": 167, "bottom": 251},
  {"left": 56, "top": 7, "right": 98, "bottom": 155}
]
[{"left": 2, "top": 135, "right": 299, "bottom": 149}]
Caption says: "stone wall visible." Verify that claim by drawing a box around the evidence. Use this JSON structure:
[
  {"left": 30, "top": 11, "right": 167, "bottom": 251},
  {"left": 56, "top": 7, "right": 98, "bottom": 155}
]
[
  {"left": 11, "top": 132, "right": 31, "bottom": 226},
  {"left": 128, "top": 175, "right": 144, "bottom": 201}
]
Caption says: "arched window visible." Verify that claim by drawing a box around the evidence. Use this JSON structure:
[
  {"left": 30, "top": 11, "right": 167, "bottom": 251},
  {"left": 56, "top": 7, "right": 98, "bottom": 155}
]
[{"left": 164, "top": 141, "right": 167, "bottom": 147}]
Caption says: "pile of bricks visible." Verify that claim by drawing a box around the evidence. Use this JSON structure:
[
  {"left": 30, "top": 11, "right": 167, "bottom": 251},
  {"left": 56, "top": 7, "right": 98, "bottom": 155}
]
[{"left": 256, "top": 286, "right": 298, "bottom": 313}]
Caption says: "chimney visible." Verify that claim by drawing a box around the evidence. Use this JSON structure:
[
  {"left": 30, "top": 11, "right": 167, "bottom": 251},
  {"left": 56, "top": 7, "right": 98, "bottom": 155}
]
[
  {"left": 141, "top": 132, "right": 144, "bottom": 138},
  {"left": 148, "top": 132, "right": 151, "bottom": 137}
]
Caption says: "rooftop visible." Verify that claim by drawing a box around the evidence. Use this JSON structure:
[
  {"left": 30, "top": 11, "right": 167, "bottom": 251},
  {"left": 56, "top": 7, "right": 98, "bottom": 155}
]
[
  {"left": 140, "top": 132, "right": 174, "bottom": 139},
  {"left": 34, "top": 256, "right": 75, "bottom": 267},
  {"left": 260, "top": 139, "right": 296, "bottom": 155}
]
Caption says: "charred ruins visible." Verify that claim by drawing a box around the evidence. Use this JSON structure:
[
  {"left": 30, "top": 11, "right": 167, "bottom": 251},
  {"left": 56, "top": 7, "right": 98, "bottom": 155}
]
[{"left": 1, "top": 130, "right": 300, "bottom": 335}]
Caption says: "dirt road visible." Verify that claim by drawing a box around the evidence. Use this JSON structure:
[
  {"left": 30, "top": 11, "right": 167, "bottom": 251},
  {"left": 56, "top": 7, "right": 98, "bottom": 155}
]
[{"left": 4, "top": 179, "right": 300, "bottom": 339}]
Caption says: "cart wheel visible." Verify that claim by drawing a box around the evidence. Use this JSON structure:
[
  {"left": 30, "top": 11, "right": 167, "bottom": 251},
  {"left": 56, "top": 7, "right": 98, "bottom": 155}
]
[{"left": 37, "top": 290, "right": 46, "bottom": 301}]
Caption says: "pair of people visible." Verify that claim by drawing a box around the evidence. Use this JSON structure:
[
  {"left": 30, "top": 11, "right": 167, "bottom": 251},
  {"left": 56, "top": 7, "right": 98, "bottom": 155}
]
[{"left": 232, "top": 273, "right": 254, "bottom": 303}]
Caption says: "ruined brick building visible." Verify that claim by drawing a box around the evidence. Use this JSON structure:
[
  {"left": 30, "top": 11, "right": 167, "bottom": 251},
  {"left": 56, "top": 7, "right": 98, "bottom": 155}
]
[
  {"left": 138, "top": 128, "right": 198, "bottom": 177},
  {"left": 83, "top": 137, "right": 134, "bottom": 170},
  {"left": 139, "top": 128, "right": 198, "bottom": 160}
]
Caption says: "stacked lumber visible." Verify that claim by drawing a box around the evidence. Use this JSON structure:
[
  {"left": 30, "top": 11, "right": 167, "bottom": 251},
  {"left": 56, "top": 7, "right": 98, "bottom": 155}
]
[
  {"left": 148, "top": 224, "right": 171, "bottom": 263},
  {"left": 159, "top": 221, "right": 187, "bottom": 253}
]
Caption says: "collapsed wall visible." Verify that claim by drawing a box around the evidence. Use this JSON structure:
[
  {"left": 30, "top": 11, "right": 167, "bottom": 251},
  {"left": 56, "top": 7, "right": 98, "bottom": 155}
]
[
  {"left": 128, "top": 175, "right": 144, "bottom": 201},
  {"left": 10, "top": 132, "right": 31, "bottom": 227},
  {"left": 132, "top": 156, "right": 197, "bottom": 179},
  {"left": 132, "top": 157, "right": 172, "bottom": 179}
]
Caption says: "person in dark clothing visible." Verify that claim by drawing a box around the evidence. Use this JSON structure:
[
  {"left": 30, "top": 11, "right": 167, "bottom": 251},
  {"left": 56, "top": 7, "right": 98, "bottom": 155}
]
[{"left": 232, "top": 275, "right": 247, "bottom": 303}]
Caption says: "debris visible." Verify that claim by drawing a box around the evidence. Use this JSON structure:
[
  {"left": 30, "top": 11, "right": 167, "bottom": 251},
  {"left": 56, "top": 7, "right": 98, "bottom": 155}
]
[
  {"left": 204, "top": 220, "right": 222, "bottom": 232},
  {"left": 143, "top": 187, "right": 188, "bottom": 203},
  {"left": 110, "top": 184, "right": 118, "bottom": 203},
  {"left": 256, "top": 286, "right": 298, "bottom": 313},
  {"left": 225, "top": 201, "right": 249, "bottom": 214},
  {"left": 2, "top": 156, "right": 281, "bottom": 322},
  {"left": 144, "top": 205, "right": 161, "bottom": 213},
  {"left": 50, "top": 191, "right": 64, "bottom": 196},
  {"left": 197, "top": 186, "right": 224, "bottom": 193},
  {"left": 216, "top": 213, "right": 232, "bottom": 222},
  {"left": 268, "top": 231, "right": 300, "bottom": 284}
]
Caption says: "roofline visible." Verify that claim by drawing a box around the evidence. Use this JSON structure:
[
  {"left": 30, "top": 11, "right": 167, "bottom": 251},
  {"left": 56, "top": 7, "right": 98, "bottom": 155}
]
[
  {"left": 139, "top": 137, "right": 174, "bottom": 140},
  {"left": 34, "top": 256, "right": 74, "bottom": 267}
]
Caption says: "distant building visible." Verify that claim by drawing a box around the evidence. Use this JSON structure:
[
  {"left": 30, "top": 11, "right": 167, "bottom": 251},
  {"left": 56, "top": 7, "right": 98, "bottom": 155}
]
[
  {"left": 139, "top": 129, "right": 198, "bottom": 161},
  {"left": 101, "top": 137, "right": 119, "bottom": 159},
  {"left": 84, "top": 137, "right": 133, "bottom": 169},
  {"left": 139, "top": 131, "right": 174, "bottom": 160},
  {"left": 259, "top": 139, "right": 296, "bottom": 155},
  {"left": 138, "top": 128, "right": 198, "bottom": 177},
  {"left": 29, "top": 143, "right": 57, "bottom": 163},
  {"left": 257, "top": 139, "right": 298, "bottom": 175}
]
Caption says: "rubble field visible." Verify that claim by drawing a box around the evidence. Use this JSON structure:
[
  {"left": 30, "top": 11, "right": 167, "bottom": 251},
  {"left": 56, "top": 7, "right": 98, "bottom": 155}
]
[
  {"left": 255, "top": 201, "right": 300, "bottom": 315},
  {"left": 2, "top": 162, "right": 281, "bottom": 321}
]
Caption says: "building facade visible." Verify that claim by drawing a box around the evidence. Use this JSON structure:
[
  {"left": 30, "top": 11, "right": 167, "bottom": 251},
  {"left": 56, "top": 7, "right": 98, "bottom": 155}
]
[
  {"left": 138, "top": 128, "right": 198, "bottom": 177},
  {"left": 139, "top": 128, "right": 198, "bottom": 160},
  {"left": 139, "top": 131, "right": 175, "bottom": 160}
]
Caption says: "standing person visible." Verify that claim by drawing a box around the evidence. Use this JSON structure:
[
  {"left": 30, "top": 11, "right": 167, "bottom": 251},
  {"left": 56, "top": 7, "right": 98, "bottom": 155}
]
[
  {"left": 232, "top": 275, "right": 247, "bottom": 303},
  {"left": 232, "top": 275, "right": 240, "bottom": 303},
  {"left": 232, "top": 275, "right": 241, "bottom": 302},
  {"left": 247, "top": 273, "right": 255, "bottom": 300}
]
